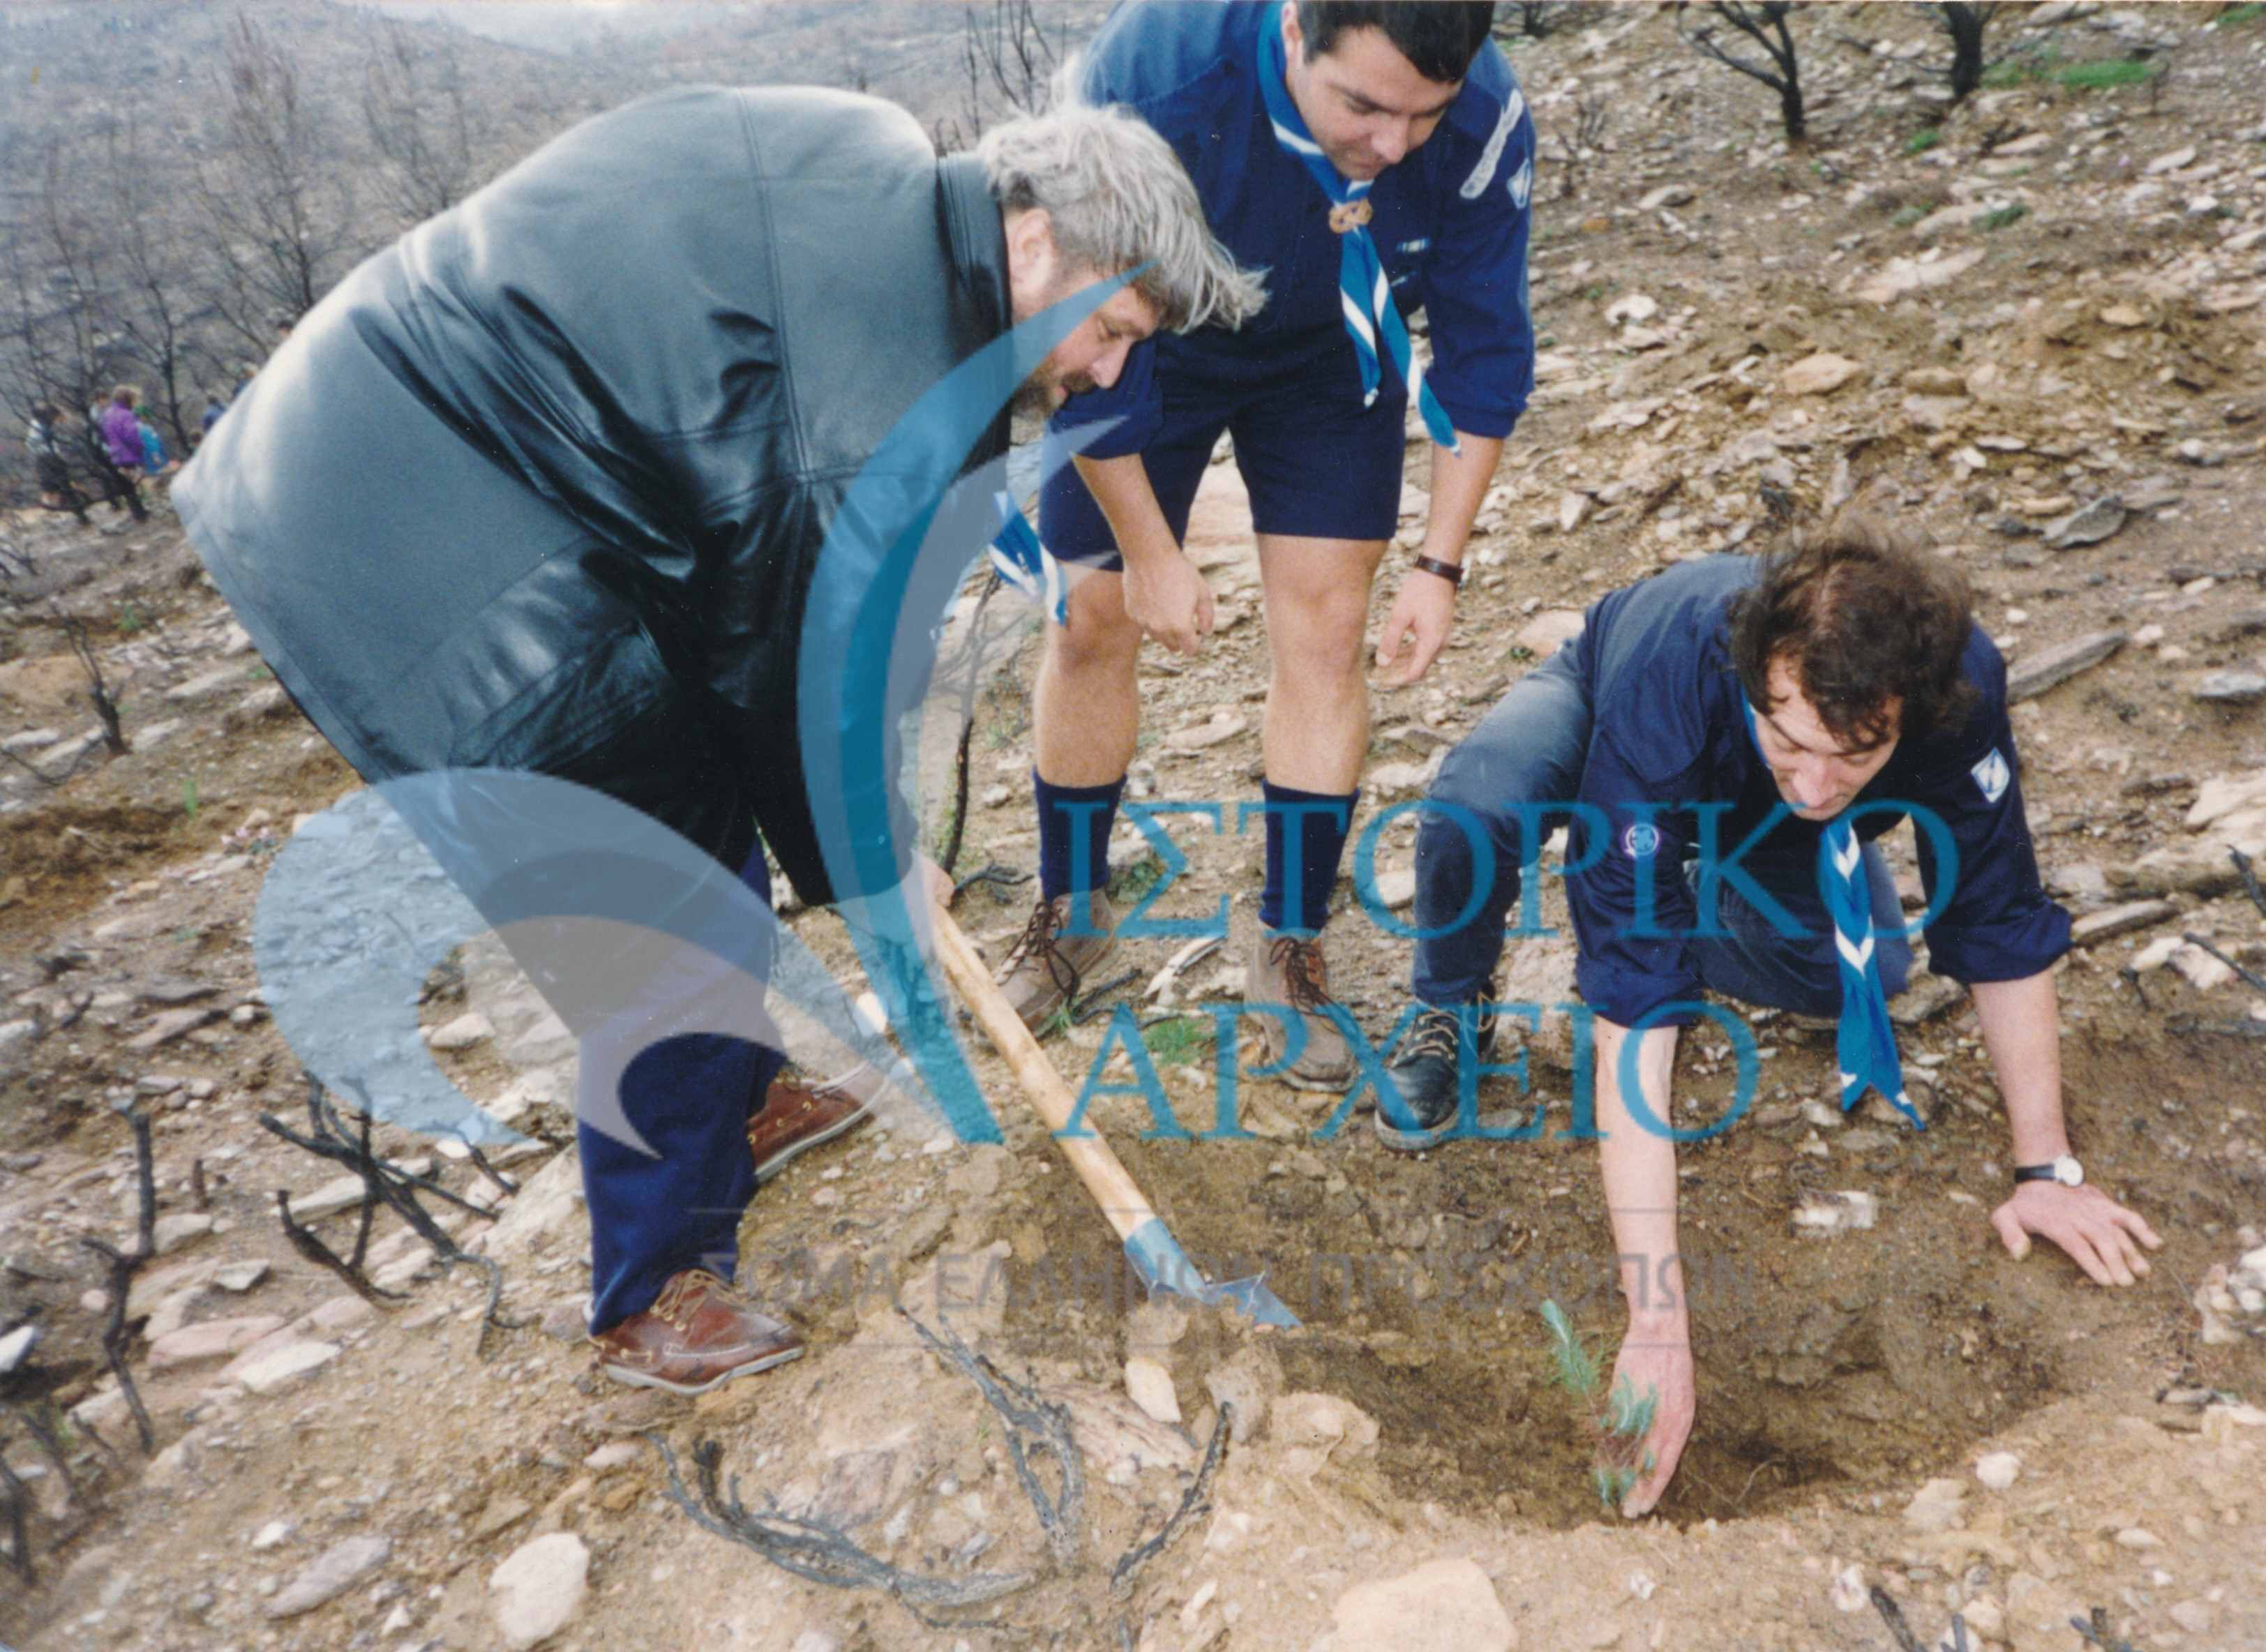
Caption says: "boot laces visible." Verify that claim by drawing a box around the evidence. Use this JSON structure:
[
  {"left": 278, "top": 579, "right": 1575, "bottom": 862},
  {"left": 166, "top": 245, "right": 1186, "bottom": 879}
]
[
  {"left": 1004, "top": 896, "right": 1081, "bottom": 991},
  {"left": 1267, "top": 934, "right": 1337, "bottom": 1014},
  {"left": 1400, "top": 1005, "right": 1464, "bottom": 1065},
  {"left": 651, "top": 1269, "right": 736, "bottom": 1330}
]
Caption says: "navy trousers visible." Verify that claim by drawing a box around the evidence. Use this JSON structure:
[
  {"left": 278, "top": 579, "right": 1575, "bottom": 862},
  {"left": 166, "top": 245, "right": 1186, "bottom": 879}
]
[
  {"left": 396, "top": 751, "right": 783, "bottom": 1335},
  {"left": 576, "top": 839, "right": 781, "bottom": 1332},
  {"left": 1411, "top": 649, "right": 1910, "bottom": 1019}
]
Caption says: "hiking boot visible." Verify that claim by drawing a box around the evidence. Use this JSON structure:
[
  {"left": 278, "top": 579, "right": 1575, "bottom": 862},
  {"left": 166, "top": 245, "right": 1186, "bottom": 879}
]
[
  {"left": 747, "top": 1065, "right": 877, "bottom": 1185},
  {"left": 995, "top": 891, "right": 1116, "bottom": 1031},
  {"left": 590, "top": 1269, "right": 803, "bottom": 1395},
  {"left": 1247, "top": 927, "right": 1354, "bottom": 1092},
  {"left": 1375, "top": 1001, "right": 1500, "bottom": 1152}
]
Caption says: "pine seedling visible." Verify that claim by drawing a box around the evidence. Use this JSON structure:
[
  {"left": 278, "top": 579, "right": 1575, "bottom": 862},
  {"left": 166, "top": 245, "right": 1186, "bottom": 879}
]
[
  {"left": 1540, "top": 1299, "right": 1660, "bottom": 1511},
  {"left": 1542, "top": 1299, "right": 1599, "bottom": 1395}
]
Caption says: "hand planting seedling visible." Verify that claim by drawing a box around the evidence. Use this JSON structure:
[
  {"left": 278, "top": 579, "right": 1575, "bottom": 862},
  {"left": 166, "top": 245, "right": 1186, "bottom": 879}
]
[{"left": 1541, "top": 1299, "right": 1658, "bottom": 1510}]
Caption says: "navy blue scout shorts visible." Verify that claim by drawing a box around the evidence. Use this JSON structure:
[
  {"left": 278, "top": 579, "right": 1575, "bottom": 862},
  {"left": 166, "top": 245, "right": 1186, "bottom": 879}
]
[{"left": 1040, "top": 327, "right": 1409, "bottom": 566}]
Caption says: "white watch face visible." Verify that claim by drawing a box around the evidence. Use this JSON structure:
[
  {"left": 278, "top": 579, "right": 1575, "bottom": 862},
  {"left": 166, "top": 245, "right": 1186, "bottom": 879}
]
[{"left": 2053, "top": 1155, "right": 2084, "bottom": 1187}]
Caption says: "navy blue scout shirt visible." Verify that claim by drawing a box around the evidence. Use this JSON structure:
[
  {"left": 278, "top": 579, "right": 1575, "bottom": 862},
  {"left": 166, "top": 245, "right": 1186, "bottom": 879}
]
[
  {"left": 1564, "top": 555, "right": 2071, "bottom": 1030},
  {"left": 1052, "top": 0, "right": 1538, "bottom": 456}
]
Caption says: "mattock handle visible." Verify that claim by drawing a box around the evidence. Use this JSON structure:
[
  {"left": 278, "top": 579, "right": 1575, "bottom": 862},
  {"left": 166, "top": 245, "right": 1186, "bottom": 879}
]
[{"left": 928, "top": 903, "right": 1159, "bottom": 1249}]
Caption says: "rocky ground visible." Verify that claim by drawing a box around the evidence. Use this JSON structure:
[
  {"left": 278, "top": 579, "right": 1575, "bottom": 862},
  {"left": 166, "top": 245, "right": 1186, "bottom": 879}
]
[{"left": 5, "top": 3, "right": 2266, "bottom": 1650}]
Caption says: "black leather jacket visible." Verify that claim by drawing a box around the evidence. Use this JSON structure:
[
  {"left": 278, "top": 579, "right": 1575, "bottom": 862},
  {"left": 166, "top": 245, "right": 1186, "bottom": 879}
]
[{"left": 175, "top": 87, "right": 1012, "bottom": 903}]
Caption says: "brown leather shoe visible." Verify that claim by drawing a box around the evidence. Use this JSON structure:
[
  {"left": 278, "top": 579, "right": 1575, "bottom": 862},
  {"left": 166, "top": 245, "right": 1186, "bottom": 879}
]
[
  {"left": 748, "top": 1065, "right": 877, "bottom": 1185},
  {"left": 590, "top": 1269, "right": 803, "bottom": 1395},
  {"left": 995, "top": 890, "right": 1116, "bottom": 1031},
  {"left": 1247, "top": 926, "right": 1355, "bottom": 1092}
]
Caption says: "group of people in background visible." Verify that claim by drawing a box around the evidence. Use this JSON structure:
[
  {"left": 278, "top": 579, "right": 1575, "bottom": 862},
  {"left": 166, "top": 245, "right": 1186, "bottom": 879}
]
[
  {"left": 15, "top": 310, "right": 277, "bottom": 530},
  {"left": 22, "top": 364, "right": 257, "bottom": 531}
]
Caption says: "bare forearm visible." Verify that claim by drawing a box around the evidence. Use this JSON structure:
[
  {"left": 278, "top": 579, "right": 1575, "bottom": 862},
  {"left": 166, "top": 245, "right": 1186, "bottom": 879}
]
[
  {"left": 1971, "top": 970, "right": 2069, "bottom": 1164},
  {"left": 1417, "top": 433, "right": 1503, "bottom": 569},
  {"left": 1072, "top": 453, "right": 1180, "bottom": 572},
  {"left": 1595, "top": 1016, "right": 1687, "bottom": 1328}
]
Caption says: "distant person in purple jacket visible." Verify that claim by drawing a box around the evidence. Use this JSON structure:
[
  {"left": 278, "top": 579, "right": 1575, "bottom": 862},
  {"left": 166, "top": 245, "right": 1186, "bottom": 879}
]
[
  {"left": 99, "top": 386, "right": 146, "bottom": 474},
  {"left": 93, "top": 386, "right": 151, "bottom": 523}
]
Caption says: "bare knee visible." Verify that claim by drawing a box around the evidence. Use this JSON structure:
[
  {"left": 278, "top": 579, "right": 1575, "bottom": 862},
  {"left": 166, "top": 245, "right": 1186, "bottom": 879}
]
[
  {"left": 1268, "top": 589, "right": 1372, "bottom": 685},
  {"left": 1049, "top": 590, "right": 1141, "bottom": 678}
]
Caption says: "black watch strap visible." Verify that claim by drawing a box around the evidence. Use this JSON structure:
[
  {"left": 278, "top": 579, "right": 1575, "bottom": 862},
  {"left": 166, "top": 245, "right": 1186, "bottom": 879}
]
[
  {"left": 2011, "top": 1164, "right": 2057, "bottom": 1184},
  {"left": 1412, "top": 554, "right": 1464, "bottom": 588}
]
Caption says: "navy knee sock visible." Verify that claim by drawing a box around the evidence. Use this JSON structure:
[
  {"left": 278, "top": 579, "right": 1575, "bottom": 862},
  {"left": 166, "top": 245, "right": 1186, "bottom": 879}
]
[
  {"left": 1259, "top": 781, "right": 1358, "bottom": 936},
  {"left": 1035, "top": 769, "right": 1124, "bottom": 905}
]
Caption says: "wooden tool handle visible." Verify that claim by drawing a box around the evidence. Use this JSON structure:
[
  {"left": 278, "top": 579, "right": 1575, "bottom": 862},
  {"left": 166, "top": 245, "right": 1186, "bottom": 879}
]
[{"left": 928, "top": 904, "right": 1156, "bottom": 1247}]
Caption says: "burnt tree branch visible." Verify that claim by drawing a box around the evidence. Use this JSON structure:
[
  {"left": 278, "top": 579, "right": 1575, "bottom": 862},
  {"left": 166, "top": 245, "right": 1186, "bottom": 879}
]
[
  {"left": 1111, "top": 1402, "right": 1231, "bottom": 1595},
  {"left": 651, "top": 1434, "right": 1031, "bottom": 1629},
  {"left": 900, "top": 1308, "right": 1083, "bottom": 1565},
  {"left": 1678, "top": 3, "right": 1807, "bottom": 142}
]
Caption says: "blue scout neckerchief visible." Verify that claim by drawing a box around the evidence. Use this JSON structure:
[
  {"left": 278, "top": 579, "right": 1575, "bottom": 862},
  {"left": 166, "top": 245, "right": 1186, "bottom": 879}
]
[
  {"left": 1741, "top": 698, "right": 1923, "bottom": 1129},
  {"left": 1256, "top": 0, "right": 1461, "bottom": 455},
  {"left": 986, "top": 491, "right": 1069, "bottom": 623}
]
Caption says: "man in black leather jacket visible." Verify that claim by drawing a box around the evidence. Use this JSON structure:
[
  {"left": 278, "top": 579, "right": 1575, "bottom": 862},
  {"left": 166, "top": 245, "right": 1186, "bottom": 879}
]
[{"left": 174, "top": 87, "right": 1261, "bottom": 1395}]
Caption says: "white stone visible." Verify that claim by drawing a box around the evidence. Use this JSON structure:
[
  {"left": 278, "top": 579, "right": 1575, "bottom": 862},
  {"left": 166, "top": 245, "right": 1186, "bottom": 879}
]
[
  {"left": 1856, "top": 248, "right": 1986, "bottom": 304},
  {"left": 1783, "top": 353, "right": 1860, "bottom": 396},
  {"left": 265, "top": 1534, "right": 391, "bottom": 1618},
  {"left": 1974, "top": 1450, "right": 2021, "bottom": 1490},
  {"left": 490, "top": 1532, "right": 590, "bottom": 1649},
  {"left": 250, "top": 1519, "right": 293, "bottom": 1551},
  {"left": 584, "top": 1441, "right": 641, "bottom": 1471},
  {"left": 1270, "top": 1392, "right": 1379, "bottom": 1459},
  {"left": 288, "top": 1173, "right": 373, "bottom": 1222},
  {"left": 1793, "top": 1190, "right": 1878, "bottom": 1234},
  {"left": 1370, "top": 866, "right": 1416, "bottom": 910},
  {"left": 167, "top": 664, "right": 252, "bottom": 703},
  {"left": 1323, "top": 1556, "right": 1513, "bottom": 1652},
  {"left": 474, "top": 1148, "right": 587, "bottom": 1264},
  {"left": 150, "top": 1212, "right": 215, "bottom": 1254},
  {"left": 149, "top": 1314, "right": 287, "bottom": 1371},
  {"left": 228, "top": 1339, "right": 340, "bottom": 1394},
  {"left": 1164, "top": 709, "right": 1249, "bottom": 752},
  {"left": 2186, "top": 770, "right": 2266, "bottom": 832},
  {"left": 1366, "top": 756, "right": 1443, "bottom": 797},
  {"left": 214, "top": 1260, "right": 270, "bottom": 1293},
  {"left": 1123, "top": 1356, "right": 1182, "bottom": 1425},
  {"left": 1514, "top": 608, "right": 1586, "bottom": 659},
  {"left": 2169, "top": 945, "right": 2235, "bottom": 993},
  {"left": 1959, "top": 1595, "right": 2006, "bottom": 1641},
  {"left": 1829, "top": 1561, "right": 1868, "bottom": 1612},
  {"left": 301, "top": 1294, "right": 377, "bottom": 1334},
  {"left": 428, "top": 1012, "right": 495, "bottom": 1051},
  {"left": 1903, "top": 1475, "right": 1967, "bottom": 1533},
  {"left": 2170, "top": 1600, "right": 2213, "bottom": 1634}
]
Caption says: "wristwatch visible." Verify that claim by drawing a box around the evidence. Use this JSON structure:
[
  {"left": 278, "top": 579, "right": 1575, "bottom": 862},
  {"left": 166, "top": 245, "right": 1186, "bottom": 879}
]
[
  {"left": 1411, "top": 554, "right": 1464, "bottom": 589},
  {"left": 2012, "top": 1155, "right": 2083, "bottom": 1187}
]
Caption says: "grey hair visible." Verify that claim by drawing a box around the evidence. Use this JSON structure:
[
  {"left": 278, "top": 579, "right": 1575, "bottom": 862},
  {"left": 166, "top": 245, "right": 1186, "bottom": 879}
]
[{"left": 977, "top": 101, "right": 1267, "bottom": 333}]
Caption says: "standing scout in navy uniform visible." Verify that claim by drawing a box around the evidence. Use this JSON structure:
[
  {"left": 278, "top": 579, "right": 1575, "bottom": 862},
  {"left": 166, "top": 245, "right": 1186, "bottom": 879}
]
[
  {"left": 996, "top": 1, "right": 1535, "bottom": 1092},
  {"left": 1383, "top": 523, "right": 2161, "bottom": 1515}
]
